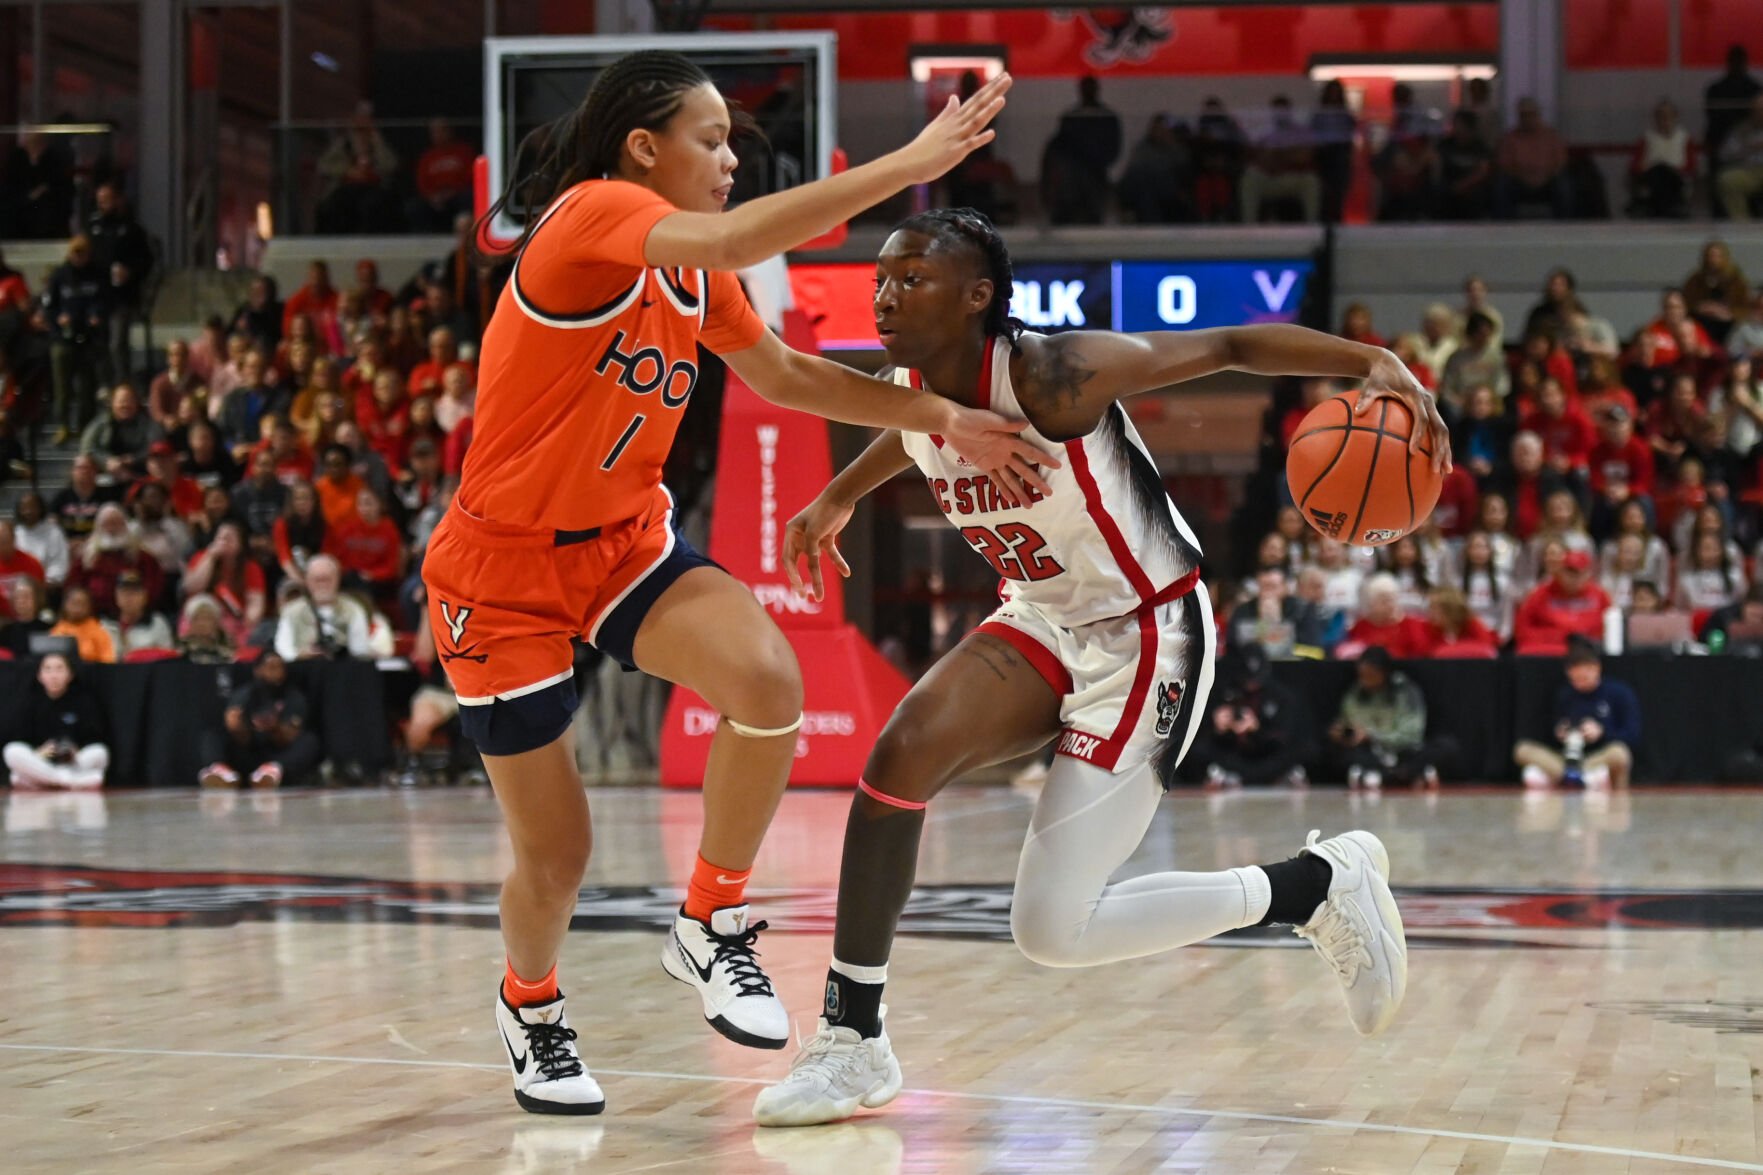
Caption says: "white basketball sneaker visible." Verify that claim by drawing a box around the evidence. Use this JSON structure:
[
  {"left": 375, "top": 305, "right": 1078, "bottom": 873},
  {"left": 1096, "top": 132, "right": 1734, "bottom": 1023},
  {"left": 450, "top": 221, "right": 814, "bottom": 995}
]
[
  {"left": 753, "top": 1009, "right": 905, "bottom": 1127},
  {"left": 661, "top": 905, "right": 789, "bottom": 1049},
  {"left": 1293, "top": 829, "right": 1408, "bottom": 1037},
  {"left": 494, "top": 990, "right": 605, "bottom": 1115}
]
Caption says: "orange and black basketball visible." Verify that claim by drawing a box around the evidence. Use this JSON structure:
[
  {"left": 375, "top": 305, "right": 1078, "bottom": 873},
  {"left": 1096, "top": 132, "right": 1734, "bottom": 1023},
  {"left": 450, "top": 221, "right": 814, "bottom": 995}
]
[{"left": 1286, "top": 391, "right": 1441, "bottom": 547}]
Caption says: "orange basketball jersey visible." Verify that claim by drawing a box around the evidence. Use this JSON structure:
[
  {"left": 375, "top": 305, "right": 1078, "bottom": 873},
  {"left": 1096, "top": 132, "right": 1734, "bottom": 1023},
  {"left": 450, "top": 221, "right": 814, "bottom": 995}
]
[{"left": 458, "top": 179, "right": 765, "bottom": 531}]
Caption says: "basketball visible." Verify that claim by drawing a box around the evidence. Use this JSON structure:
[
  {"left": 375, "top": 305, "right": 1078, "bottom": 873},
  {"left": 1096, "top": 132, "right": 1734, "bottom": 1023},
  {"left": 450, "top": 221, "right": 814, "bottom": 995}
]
[{"left": 1286, "top": 391, "right": 1441, "bottom": 547}]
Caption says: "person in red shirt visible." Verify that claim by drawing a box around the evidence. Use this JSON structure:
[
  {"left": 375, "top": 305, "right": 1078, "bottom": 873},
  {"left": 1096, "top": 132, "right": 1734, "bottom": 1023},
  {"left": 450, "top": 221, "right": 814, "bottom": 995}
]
[
  {"left": 1587, "top": 405, "right": 1655, "bottom": 505},
  {"left": 248, "top": 416, "right": 317, "bottom": 486},
  {"left": 282, "top": 261, "right": 341, "bottom": 353},
  {"left": 1420, "top": 584, "right": 1499, "bottom": 656},
  {"left": 1514, "top": 329, "right": 1578, "bottom": 403},
  {"left": 441, "top": 411, "right": 472, "bottom": 478},
  {"left": 1631, "top": 287, "right": 1716, "bottom": 372},
  {"left": 1645, "top": 371, "right": 1706, "bottom": 477},
  {"left": 1514, "top": 548, "right": 1611, "bottom": 655},
  {"left": 1390, "top": 336, "right": 1434, "bottom": 390},
  {"left": 0, "top": 519, "right": 46, "bottom": 618},
  {"left": 342, "top": 335, "right": 391, "bottom": 421},
  {"left": 0, "top": 247, "right": 29, "bottom": 314},
  {"left": 1431, "top": 463, "right": 1480, "bottom": 538},
  {"left": 1492, "top": 431, "right": 1564, "bottom": 539},
  {"left": 1519, "top": 376, "right": 1595, "bottom": 477},
  {"left": 1339, "top": 302, "right": 1387, "bottom": 348},
  {"left": 182, "top": 520, "right": 267, "bottom": 645},
  {"left": 1345, "top": 572, "right": 1432, "bottom": 657},
  {"left": 359, "top": 369, "right": 411, "bottom": 473},
  {"left": 328, "top": 487, "right": 404, "bottom": 607},
  {"left": 350, "top": 259, "right": 395, "bottom": 320},
  {"left": 412, "top": 118, "right": 475, "bottom": 230},
  {"left": 129, "top": 441, "right": 206, "bottom": 521},
  {"left": 406, "top": 326, "right": 476, "bottom": 399},
  {"left": 1277, "top": 376, "right": 1337, "bottom": 448}
]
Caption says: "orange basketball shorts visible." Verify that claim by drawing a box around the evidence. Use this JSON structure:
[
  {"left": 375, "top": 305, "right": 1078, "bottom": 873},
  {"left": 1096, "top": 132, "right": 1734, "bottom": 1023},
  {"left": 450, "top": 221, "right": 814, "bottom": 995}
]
[{"left": 421, "top": 485, "right": 716, "bottom": 754}]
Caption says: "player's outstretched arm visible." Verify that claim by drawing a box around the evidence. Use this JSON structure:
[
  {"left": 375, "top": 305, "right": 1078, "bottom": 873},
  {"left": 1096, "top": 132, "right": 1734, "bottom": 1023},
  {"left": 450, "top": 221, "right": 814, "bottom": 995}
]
[
  {"left": 783, "top": 431, "right": 913, "bottom": 601},
  {"left": 645, "top": 73, "right": 1011, "bottom": 272},
  {"left": 720, "top": 329, "right": 1057, "bottom": 504},
  {"left": 1013, "top": 325, "right": 1452, "bottom": 472}
]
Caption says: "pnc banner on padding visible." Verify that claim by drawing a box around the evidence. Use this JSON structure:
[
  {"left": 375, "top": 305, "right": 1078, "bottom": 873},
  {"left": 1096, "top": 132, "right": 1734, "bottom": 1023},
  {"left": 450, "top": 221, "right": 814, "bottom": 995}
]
[{"left": 660, "top": 309, "right": 910, "bottom": 786}]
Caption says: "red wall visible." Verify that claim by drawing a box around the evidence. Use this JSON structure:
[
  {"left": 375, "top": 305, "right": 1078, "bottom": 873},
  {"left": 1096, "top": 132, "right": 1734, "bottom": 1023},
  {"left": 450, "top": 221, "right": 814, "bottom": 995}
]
[
  {"left": 706, "top": 7, "right": 1498, "bottom": 79},
  {"left": 707, "top": 3, "right": 1763, "bottom": 78}
]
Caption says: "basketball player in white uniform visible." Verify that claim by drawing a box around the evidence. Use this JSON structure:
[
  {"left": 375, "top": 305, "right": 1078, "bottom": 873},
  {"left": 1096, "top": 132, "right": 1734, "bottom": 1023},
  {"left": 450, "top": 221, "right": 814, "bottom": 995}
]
[{"left": 753, "top": 209, "right": 1452, "bottom": 1127}]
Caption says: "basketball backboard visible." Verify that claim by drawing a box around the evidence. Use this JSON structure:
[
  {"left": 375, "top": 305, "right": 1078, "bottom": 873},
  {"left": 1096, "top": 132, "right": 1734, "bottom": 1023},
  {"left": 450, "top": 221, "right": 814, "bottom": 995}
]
[{"left": 479, "top": 32, "right": 838, "bottom": 247}]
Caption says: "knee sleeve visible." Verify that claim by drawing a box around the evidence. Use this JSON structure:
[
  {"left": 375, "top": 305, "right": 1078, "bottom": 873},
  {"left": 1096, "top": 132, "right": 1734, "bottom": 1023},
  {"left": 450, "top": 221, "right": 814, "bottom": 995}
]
[{"left": 724, "top": 714, "right": 802, "bottom": 739}]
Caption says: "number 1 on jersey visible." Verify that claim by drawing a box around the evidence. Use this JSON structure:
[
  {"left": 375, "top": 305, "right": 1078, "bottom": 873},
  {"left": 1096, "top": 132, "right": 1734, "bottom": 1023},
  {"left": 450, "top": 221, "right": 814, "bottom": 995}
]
[{"left": 600, "top": 414, "right": 646, "bottom": 471}]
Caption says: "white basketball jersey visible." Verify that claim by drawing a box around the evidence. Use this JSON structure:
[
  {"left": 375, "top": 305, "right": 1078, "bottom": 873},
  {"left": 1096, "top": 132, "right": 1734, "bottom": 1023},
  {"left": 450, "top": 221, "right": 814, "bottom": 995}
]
[{"left": 896, "top": 336, "right": 1204, "bottom": 628}]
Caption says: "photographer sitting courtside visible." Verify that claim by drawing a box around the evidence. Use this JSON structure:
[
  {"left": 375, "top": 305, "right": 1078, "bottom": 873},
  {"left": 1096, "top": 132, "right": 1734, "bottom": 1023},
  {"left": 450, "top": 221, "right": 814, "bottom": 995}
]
[
  {"left": 1326, "top": 645, "right": 1457, "bottom": 790},
  {"left": 273, "top": 553, "right": 372, "bottom": 660},
  {"left": 198, "top": 650, "right": 322, "bottom": 788},
  {"left": 1192, "top": 644, "right": 1314, "bottom": 789},
  {"left": 3, "top": 653, "right": 109, "bottom": 789},
  {"left": 1513, "top": 642, "right": 1640, "bottom": 789}
]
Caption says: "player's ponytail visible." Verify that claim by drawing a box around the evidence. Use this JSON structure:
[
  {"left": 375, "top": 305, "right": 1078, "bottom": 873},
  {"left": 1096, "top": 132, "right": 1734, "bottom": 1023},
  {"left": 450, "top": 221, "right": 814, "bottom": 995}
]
[
  {"left": 891, "top": 208, "right": 1026, "bottom": 351},
  {"left": 477, "top": 50, "right": 757, "bottom": 262}
]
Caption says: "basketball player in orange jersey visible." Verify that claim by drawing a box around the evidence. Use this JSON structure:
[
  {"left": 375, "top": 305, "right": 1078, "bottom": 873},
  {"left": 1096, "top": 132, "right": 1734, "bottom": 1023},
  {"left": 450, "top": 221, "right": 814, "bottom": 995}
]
[
  {"left": 753, "top": 209, "right": 1452, "bottom": 1126},
  {"left": 425, "top": 55, "right": 1051, "bottom": 1116}
]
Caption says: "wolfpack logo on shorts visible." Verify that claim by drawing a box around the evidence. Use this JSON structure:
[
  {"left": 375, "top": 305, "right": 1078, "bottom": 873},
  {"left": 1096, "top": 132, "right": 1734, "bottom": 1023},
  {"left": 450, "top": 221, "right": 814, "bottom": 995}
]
[{"left": 1153, "top": 680, "right": 1184, "bottom": 738}]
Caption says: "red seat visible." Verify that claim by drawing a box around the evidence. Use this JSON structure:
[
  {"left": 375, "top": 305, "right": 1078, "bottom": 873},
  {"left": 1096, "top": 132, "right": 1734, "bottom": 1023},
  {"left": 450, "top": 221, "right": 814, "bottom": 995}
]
[{"left": 123, "top": 647, "right": 179, "bottom": 664}]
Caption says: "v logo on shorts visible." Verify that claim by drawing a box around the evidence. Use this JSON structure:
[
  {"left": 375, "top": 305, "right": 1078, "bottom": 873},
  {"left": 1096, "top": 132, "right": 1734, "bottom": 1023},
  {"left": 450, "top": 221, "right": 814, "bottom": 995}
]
[{"left": 440, "top": 601, "right": 473, "bottom": 647}]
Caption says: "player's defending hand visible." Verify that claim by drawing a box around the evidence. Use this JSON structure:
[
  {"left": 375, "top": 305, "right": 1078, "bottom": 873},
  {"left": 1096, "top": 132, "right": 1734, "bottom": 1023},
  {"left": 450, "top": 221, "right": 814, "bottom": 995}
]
[
  {"left": 1355, "top": 350, "right": 1454, "bottom": 474},
  {"left": 892, "top": 72, "right": 1013, "bottom": 185},
  {"left": 784, "top": 495, "right": 855, "bottom": 603},
  {"left": 941, "top": 404, "right": 1060, "bottom": 508}
]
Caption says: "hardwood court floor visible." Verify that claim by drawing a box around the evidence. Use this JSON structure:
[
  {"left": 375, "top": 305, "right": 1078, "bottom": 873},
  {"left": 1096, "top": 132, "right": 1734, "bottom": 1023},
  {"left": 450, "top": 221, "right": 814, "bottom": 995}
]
[{"left": 5, "top": 785, "right": 1763, "bottom": 1174}]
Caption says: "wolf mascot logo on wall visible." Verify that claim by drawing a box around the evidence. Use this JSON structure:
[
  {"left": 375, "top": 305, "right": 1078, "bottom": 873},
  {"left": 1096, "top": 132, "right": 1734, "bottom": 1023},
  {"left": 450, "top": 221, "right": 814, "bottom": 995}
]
[{"left": 1057, "top": 7, "right": 1176, "bottom": 68}]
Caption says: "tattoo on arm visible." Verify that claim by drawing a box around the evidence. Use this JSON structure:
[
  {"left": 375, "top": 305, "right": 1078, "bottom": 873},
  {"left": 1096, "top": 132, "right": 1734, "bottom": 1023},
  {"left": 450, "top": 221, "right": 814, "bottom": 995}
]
[{"left": 1020, "top": 337, "right": 1098, "bottom": 414}]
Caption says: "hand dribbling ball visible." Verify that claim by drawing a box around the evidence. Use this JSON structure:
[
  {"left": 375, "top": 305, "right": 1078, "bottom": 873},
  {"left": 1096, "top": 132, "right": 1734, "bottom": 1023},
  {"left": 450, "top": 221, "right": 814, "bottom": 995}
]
[{"left": 1286, "top": 391, "right": 1442, "bottom": 547}]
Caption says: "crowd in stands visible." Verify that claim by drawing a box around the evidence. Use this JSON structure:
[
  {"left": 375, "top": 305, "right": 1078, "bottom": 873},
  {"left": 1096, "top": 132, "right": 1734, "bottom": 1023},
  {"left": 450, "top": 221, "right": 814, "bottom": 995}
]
[
  {"left": 1234, "top": 239, "right": 1763, "bottom": 664},
  {"left": 963, "top": 47, "right": 1763, "bottom": 227},
  {"left": 0, "top": 228, "right": 496, "bottom": 788},
  {"left": 1200, "top": 236, "right": 1763, "bottom": 788}
]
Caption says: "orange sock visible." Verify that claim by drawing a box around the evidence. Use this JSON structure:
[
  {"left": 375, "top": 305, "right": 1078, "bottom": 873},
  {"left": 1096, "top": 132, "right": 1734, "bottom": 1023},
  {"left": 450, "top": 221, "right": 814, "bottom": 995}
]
[
  {"left": 684, "top": 854, "right": 751, "bottom": 921},
  {"left": 502, "top": 960, "right": 559, "bottom": 1006}
]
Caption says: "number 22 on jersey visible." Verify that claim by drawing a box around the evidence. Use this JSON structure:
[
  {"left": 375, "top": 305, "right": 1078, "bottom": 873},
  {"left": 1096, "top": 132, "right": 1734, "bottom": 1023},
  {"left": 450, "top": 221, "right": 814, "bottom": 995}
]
[{"left": 960, "top": 522, "right": 1064, "bottom": 582}]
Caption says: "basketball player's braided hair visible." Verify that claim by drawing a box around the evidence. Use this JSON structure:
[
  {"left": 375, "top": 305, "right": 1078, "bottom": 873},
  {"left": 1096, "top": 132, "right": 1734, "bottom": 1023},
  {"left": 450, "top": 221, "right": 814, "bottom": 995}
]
[
  {"left": 891, "top": 207, "right": 1026, "bottom": 350},
  {"left": 478, "top": 50, "right": 760, "bottom": 262}
]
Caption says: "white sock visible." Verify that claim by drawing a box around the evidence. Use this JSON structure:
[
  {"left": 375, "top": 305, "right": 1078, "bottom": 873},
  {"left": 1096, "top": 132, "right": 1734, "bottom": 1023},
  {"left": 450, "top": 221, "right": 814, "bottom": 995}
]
[
  {"left": 1233, "top": 866, "right": 1273, "bottom": 928},
  {"left": 829, "top": 957, "right": 887, "bottom": 984}
]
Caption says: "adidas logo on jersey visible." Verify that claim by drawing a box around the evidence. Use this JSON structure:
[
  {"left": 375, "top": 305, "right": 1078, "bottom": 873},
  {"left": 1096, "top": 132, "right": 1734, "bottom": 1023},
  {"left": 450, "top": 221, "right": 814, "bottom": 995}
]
[{"left": 1308, "top": 507, "right": 1347, "bottom": 539}]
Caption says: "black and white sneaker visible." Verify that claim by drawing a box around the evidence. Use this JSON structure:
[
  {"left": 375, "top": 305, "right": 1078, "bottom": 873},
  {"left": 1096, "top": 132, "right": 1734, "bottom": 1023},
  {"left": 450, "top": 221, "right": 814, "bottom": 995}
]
[
  {"left": 494, "top": 989, "right": 605, "bottom": 1115},
  {"left": 661, "top": 904, "right": 789, "bottom": 1049}
]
